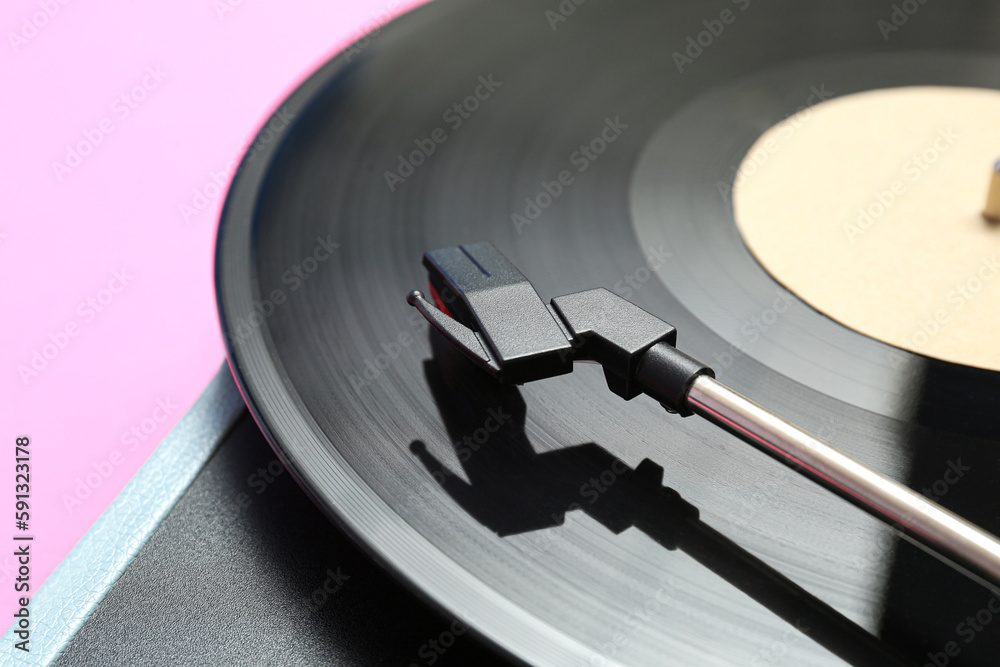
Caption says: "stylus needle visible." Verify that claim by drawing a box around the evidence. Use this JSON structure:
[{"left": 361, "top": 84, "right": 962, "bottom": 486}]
[{"left": 409, "top": 241, "right": 1000, "bottom": 594}]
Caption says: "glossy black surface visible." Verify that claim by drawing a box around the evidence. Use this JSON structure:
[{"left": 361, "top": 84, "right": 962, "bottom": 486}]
[
  {"left": 56, "top": 414, "right": 510, "bottom": 666},
  {"left": 216, "top": 1, "right": 1000, "bottom": 664}
]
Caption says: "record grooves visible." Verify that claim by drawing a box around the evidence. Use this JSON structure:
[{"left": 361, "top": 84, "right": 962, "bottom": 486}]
[{"left": 216, "top": 1, "right": 1000, "bottom": 664}]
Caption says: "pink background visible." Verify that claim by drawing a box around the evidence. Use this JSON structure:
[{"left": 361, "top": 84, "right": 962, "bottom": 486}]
[{"left": 0, "top": 0, "right": 422, "bottom": 625}]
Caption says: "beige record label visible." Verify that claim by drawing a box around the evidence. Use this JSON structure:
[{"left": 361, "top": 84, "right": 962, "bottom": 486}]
[{"left": 733, "top": 86, "right": 1000, "bottom": 371}]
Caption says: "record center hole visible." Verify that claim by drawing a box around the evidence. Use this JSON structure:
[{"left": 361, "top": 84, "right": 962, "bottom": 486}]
[{"left": 732, "top": 86, "right": 1000, "bottom": 372}]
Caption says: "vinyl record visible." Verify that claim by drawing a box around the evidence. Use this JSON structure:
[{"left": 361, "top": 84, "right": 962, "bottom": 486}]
[{"left": 215, "top": 1, "right": 1000, "bottom": 664}]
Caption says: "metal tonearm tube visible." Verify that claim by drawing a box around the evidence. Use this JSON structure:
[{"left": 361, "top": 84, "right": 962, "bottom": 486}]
[{"left": 406, "top": 241, "right": 1000, "bottom": 592}]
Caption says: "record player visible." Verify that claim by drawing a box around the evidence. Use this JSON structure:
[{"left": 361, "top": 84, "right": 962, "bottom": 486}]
[{"left": 18, "top": 1, "right": 1000, "bottom": 665}]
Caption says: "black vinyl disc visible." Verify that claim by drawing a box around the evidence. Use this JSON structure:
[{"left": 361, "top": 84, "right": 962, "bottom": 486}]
[{"left": 215, "top": 1, "right": 1000, "bottom": 664}]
